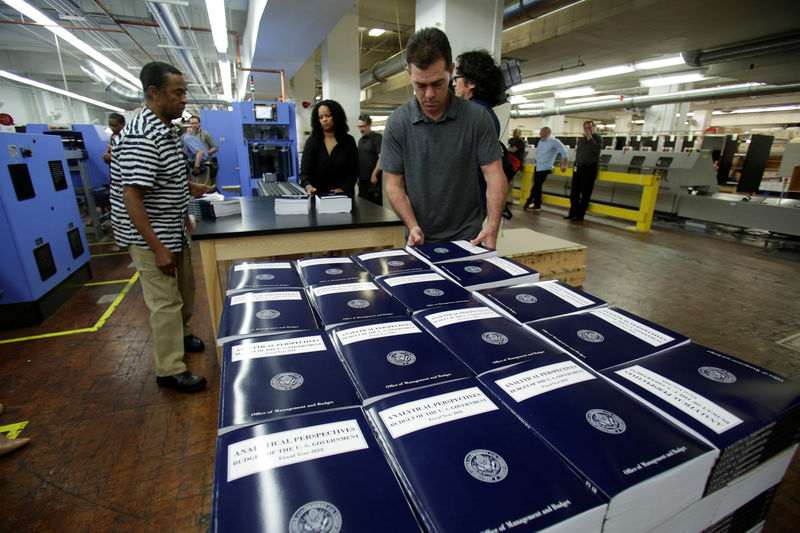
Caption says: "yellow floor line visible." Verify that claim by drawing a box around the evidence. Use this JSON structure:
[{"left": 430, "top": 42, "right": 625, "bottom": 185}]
[
  {"left": 88, "top": 241, "right": 116, "bottom": 246},
  {"left": 0, "top": 421, "right": 29, "bottom": 439},
  {"left": 85, "top": 279, "right": 132, "bottom": 286},
  {"left": 90, "top": 251, "right": 130, "bottom": 257},
  {"left": 0, "top": 272, "right": 139, "bottom": 345}
]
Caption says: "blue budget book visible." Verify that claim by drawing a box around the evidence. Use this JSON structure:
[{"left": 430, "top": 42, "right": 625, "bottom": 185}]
[
  {"left": 212, "top": 407, "right": 422, "bottom": 533},
  {"left": 226, "top": 261, "right": 304, "bottom": 294},
  {"left": 328, "top": 317, "right": 472, "bottom": 402},
  {"left": 531, "top": 306, "right": 689, "bottom": 371},
  {"left": 406, "top": 240, "right": 497, "bottom": 264},
  {"left": 480, "top": 354, "right": 717, "bottom": 533},
  {"left": 218, "top": 331, "right": 360, "bottom": 434},
  {"left": 353, "top": 248, "right": 429, "bottom": 277},
  {"left": 364, "top": 378, "right": 608, "bottom": 533},
  {"left": 376, "top": 271, "right": 473, "bottom": 313},
  {"left": 415, "top": 303, "right": 567, "bottom": 375},
  {"left": 476, "top": 280, "right": 606, "bottom": 324},
  {"left": 435, "top": 257, "right": 540, "bottom": 291},
  {"left": 216, "top": 289, "right": 318, "bottom": 346},
  {"left": 602, "top": 342, "right": 800, "bottom": 494},
  {"left": 295, "top": 257, "right": 370, "bottom": 286},
  {"left": 306, "top": 281, "right": 407, "bottom": 329}
]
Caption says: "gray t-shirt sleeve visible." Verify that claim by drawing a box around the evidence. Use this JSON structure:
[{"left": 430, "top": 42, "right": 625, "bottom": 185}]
[
  {"left": 475, "top": 107, "right": 503, "bottom": 167},
  {"left": 379, "top": 111, "right": 405, "bottom": 175}
]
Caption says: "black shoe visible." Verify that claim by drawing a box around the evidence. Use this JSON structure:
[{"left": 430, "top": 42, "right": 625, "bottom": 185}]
[
  {"left": 502, "top": 207, "right": 513, "bottom": 220},
  {"left": 563, "top": 215, "right": 574, "bottom": 220},
  {"left": 184, "top": 334, "right": 205, "bottom": 352},
  {"left": 156, "top": 371, "right": 207, "bottom": 393},
  {"left": 523, "top": 202, "right": 532, "bottom": 211}
]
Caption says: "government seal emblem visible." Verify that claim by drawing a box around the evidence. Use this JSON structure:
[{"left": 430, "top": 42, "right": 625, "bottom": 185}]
[
  {"left": 255, "top": 273, "right": 275, "bottom": 281},
  {"left": 255, "top": 309, "right": 280, "bottom": 320},
  {"left": 586, "top": 409, "right": 626, "bottom": 434},
  {"left": 347, "top": 299, "right": 370, "bottom": 309},
  {"left": 464, "top": 265, "right": 482, "bottom": 273},
  {"left": 698, "top": 366, "right": 737, "bottom": 384},
  {"left": 434, "top": 247, "right": 449, "bottom": 254},
  {"left": 464, "top": 449, "right": 508, "bottom": 483},
  {"left": 515, "top": 293, "right": 537, "bottom": 304},
  {"left": 481, "top": 331, "right": 508, "bottom": 345},
  {"left": 387, "top": 260, "right": 405, "bottom": 267},
  {"left": 424, "top": 288, "right": 444, "bottom": 297},
  {"left": 288, "top": 501, "right": 342, "bottom": 533},
  {"left": 387, "top": 350, "right": 416, "bottom": 366},
  {"left": 324, "top": 268, "right": 343, "bottom": 275},
  {"left": 577, "top": 329, "right": 604, "bottom": 343},
  {"left": 270, "top": 372, "right": 304, "bottom": 391}
]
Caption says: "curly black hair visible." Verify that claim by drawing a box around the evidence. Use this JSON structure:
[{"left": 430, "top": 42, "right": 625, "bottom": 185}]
[
  {"left": 310, "top": 99, "right": 349, "bottom": 139},
  {"left": 455, "top": 50, "right": 507, "bottom": 107}
]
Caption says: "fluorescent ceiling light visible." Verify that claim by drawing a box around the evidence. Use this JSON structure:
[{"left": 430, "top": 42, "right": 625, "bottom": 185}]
[
  {"left": 634, "top": 55, "right": 685, "bottom": 70},
  {"left": 713, "top": 105, "right": 800, "bottom": 115},
  {"left": 553, "top": 86, "right": 595, "bottom": 98},
  {"left": 564, "top": 94, "right": 620, "bottom": 105},
  {"left": 58, "top": 15, "right": 86, "bottom": 21},
  {"left": 640, "top": 72, "right": 706, "bottom": 87},
  {"left": 368, "top": 28, "right": 385, "bottom": 37},
  {"left": 517, "top": 102, "right": 545, "bottom": 109},
  {"left": 205, "top": 0, "right": 228, "bottom": 54},
  {"left": 509, "top": 95, "right": 528, "bottom": 104},
  {"left": 512, "top": 64, "right": 635, "bottom": 93},
  {"left": 632, "top": 120, "right": 645, "bottom": 124},
  {"left": 219, "top": 57, "right": 232, "bottom": 101},
  {"left": 2, "top": 0, "right": 140, "bottom": 87},
  {"left": 0, "top": 68, "right": 124, "bottom": 112},
  {"left": 143, "top": 0, "right": 188, "bottom": 6},
  {"left": 157, "top": 44, "right": 199, "bottom": 50}
]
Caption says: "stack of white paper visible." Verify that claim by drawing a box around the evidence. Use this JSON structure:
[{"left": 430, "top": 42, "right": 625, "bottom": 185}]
[
  {"left": 274, "top": 195, "right": 310, "bottom": 215},
  {"left": 315, "top": 194, "right": 352, "bottom": 213}
]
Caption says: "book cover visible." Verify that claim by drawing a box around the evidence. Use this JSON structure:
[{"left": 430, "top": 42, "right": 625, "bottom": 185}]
[
  {"left": 406, "top": 240, "right": 498, "bottom": 264},
  {"left": 218, "top": 331, "right": 360, "bottom": 433},
  {"left": 475, "top": 280, "right": 606, "bottom": 324},
  {"left": 480, "top": 354, "right": 717, "bottom": 532},
  {"left": 306, "top": 281, "right": 408, "bottom": 329},
  {"left": 212, "top": 407, "right": 422, "bottom": 532},
  {"left": 364, "top": 378, "right": 607, "bottom": 533},
  {"left": 376, "top": 271, "right": 474, "bottom": 313},
  {"left": 226, "top": 261, "right": 304, "bottom": 294},
  {"left": 295, "top": 257, "right": 371, "bottom": 286},
  {"left": 435, "top": 257, "right": 540, "bottom": 291},
  {"left": 531, "top": 306, "right": 689, "bottom": 371},
  {"left": 415, "top": 303, "right": 570, "bottom": 375},
  {"left": 602, "top": 342, "right": 800, "bottom": 494},
  {"left": 328, "top": 317, "right": 472, "bottom": 402},
  {"left": 216, "top": 289, "right": 318, "bottom": 346},
  {"left": 353, "top": 248, "right": 429, "bottom": 277}
]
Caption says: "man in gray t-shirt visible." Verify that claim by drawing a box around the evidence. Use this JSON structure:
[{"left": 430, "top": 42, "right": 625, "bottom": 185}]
[{"left": 381, "top": 28, "right": 505, "bottom": 247}]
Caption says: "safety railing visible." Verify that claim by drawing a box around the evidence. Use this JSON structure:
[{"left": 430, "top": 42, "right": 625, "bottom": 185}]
[{"left": 515, "top": 164, "right": 661, "bottom": 232}]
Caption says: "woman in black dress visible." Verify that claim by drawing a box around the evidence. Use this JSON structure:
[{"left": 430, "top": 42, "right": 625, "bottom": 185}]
[{"left": 299, "top": 99, "right": 359, "bottom": 197}]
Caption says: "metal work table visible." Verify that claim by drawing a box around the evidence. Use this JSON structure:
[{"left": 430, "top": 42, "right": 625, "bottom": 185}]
[{"left": 191, "top": 196, "right": 405, "bottom": 357}]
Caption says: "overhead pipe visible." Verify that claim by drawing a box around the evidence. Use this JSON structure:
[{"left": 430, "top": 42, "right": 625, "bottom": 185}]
[
  {"left": 80, "top": 58, "right": 143, "bottom": 103},
  {"left": 511, "top": 82, "right": 800, "bottom": 118},
  {"left": 92, "top": 0, "right": 155, "bottom": 61},
  {"left": 683, "top": 31, "right": 800, "bottom": 67}
]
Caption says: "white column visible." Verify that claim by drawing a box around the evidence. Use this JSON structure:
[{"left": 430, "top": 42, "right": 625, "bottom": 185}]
[
  {"left": 291, "top": 54, "right": 316, "bottom": 153},
  {"left": 691, "top": 110, "right": 713, "bottom": 134},
  {"left": 541, "top": 99, "right": 565, "bottom": 134},
  {"left": 416, "top": 0, "right": 504, "bottom": 60},
  {"left": 642, "top": 85, "right": 680, "bottom": 137},
  {"left": 614, "top": 113, "right": 633, "bottom": 136},
  {"left": 321, "top": 8, "right": 360, "bottom": 133}
]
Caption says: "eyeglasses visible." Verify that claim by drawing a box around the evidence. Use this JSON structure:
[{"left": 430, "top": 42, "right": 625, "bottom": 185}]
[{"left": 451, "top": 75, "right": 464, "bottom": 83}]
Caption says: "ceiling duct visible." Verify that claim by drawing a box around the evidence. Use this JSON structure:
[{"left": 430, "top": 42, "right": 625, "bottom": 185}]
[
  {"left": 513, "top": 82, "right": 800, "bottom": 118},
  {"left": 146, "top": 2, "right": 212, "bottom": 95},
  {"left": 80, "top": 59, "right": 143, "bottom": 103},
  {"left": 683, "top": 32, "right": 800, "bottom": 67}
]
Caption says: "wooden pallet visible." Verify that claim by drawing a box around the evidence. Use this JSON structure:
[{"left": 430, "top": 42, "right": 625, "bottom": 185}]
[{"left": 496, "top": 228, "right": 588, "bottom": 287}]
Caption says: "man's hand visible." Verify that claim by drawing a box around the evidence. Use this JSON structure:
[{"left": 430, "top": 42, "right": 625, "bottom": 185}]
[
  {"left": 407, "top": 226, "right": 424, "bottom": 247},
  {"left": 153, "top": 244, "right": 177, "bottom": 277},
  {"left": 305, "top": 184, "right": 317, "bottom": 196},
  {"left": 331, "top": 188, "right": 344, "bottom": 194},
  {"left": 471, "top": 227, "right": 498, "bottom": 250},
  {"left": 188, "top": 182, "right": 214, "bottom": 197},
  {"left": 370, "top": 174, "right": 378, "bottom": 184},
  {"left": 192, "top": 164, "right": 201, "bottom": 176}
]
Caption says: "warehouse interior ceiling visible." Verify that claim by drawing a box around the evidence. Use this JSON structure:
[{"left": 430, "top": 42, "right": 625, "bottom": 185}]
[{"left": 0, "top": 0, "right": 798, "bottom": 124}]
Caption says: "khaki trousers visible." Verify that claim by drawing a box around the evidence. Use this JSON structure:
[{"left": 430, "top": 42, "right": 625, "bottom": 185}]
[{"left": 128, "top": 243, "right": 195, "bottom": 377}]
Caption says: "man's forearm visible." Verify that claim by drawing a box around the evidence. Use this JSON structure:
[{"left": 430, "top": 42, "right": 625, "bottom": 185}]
[
  {"left": 123, "top": 187, "right": 164, "bottom": 252},
  {"left": 385, "top": 172, "right": 418, "bottom": 230}
]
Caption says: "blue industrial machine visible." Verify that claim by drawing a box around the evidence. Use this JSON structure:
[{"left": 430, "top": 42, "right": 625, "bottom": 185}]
[
  {"left": 0, "top": 132, "right": 92, "bottom": 329},
  {"left": 202, "top": 101, "right": 299, "bottom": 196}
]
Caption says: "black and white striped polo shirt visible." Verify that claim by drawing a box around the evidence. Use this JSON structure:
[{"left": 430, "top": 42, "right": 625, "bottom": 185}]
[{"left": 110, "top": 107, "right": 190, "bottom": 252}]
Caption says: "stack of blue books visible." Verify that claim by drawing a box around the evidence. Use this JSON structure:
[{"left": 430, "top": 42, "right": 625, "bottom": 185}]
[
  {"left": 226, "top": 261, "right": 304, "bottom": 294},
  {"left": 531, "top": 306, "right": 689, "bottom": 371},
  {"left": 480, "top": 353, "right": 717, "bottom": 533},
  {"left": 406, "top": 240, "right": 497, "bottom": 264},
  {"left": 376, "top": 271, "right": 473, "bottom": 313},
  {"left": 306, "top": 281, "right": 407, "bottom": 329},
  {"left": 218, "top": 331, "right": 360, "bottom": 434},
  {"left": 216, "top": 289, "right": 318, "bottom": 346},
  {"left": 415, "top": 303, "right": 568, "bottom": 375},
  {"left": 475, "top": 280, "right": 606, "bottom": 324},
  {"left": 353, "top": 249, "right": 429, "bottom": 277},
  {"left": 435, "top": 257, "right": 540, "bottom": 291},
  {"left": 328, "top": 317, "right": 471, "bottom": 402},
  {"left": 295, "top": 257, "right": 370, "bottom": 286},
  {"left": 364, "top": 378, "right": 608, "bottom": 532},
  {"left": 212, "top": 407, "right": 421, "bottom": 532}
]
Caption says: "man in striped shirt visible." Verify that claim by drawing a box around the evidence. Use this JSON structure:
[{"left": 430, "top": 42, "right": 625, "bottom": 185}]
[{"left": 110, "top": 62, "right": 211, "bottom": 393}]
